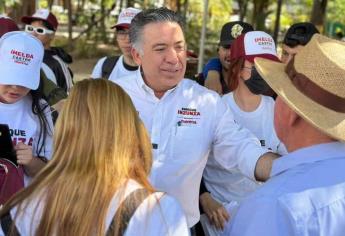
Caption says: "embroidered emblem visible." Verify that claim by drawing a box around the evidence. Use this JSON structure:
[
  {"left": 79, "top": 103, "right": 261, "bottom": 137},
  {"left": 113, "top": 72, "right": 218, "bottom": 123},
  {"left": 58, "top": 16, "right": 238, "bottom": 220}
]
[{"left": 231, "top": 24, "right": 244, "bottom": 39}]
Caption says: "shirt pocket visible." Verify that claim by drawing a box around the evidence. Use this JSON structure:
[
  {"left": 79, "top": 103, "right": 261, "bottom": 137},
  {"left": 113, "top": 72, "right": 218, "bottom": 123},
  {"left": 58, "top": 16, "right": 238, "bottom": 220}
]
[{"left": 168, "top": 125, "right": 208, "bottom": 164}]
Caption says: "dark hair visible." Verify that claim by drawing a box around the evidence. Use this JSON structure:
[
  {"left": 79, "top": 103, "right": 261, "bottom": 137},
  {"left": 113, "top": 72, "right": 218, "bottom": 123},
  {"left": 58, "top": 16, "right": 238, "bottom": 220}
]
[
  {"left": 283, "top": 22, "right": 319, "bottom": 48},
  {"left": 226, "top": 57, "right": 245, "bottom": 91},
  {"left": 31, "top": 19, "right": 55, "bottom": 32},
  {"left": 30, "top": 82, "right": 52, "bottom": 159},
  {"left": 129, "top": 7, "right": 184, "bottom": 52}
]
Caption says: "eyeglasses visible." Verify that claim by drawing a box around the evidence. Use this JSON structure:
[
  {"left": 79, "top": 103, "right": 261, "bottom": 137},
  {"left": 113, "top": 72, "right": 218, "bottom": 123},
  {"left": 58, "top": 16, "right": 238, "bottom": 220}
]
[
  {"left": 116, "top": 30, "right": 129, "bottom": 40},
  {"left": 25, "top": 25, "right": 54, "bottom": 35}
]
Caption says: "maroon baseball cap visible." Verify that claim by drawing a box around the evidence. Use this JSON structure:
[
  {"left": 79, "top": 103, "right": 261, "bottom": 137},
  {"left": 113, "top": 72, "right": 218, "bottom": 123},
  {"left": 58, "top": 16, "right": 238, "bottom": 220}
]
[
  {"left": 111, "top": 7, "right": 141, "bottom": 29},
  {"left": 0, "top": 15, "right": 19, "bottom": 38},
  {"left": 231, "top": 31, "right": 280, "bottom": 63},
  {"left": 21, "top": 9, "right": 58, "bottom": 31}
]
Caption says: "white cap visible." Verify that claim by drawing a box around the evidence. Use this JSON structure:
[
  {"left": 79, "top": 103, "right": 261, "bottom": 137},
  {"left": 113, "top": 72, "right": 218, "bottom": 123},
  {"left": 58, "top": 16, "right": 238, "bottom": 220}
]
[
  {"left": 111, "top": 7, "right": 141, "bottom": 29},
  {"left": 231, "top": 31, "right": 280, "bottom": 63},
  {"left": 0, "top": 31, "right": 44, "bottom": 90}
]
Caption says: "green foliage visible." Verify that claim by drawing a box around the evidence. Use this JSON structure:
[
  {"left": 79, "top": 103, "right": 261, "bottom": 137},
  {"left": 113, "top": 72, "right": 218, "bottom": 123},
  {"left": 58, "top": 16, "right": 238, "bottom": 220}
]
[
  {"left": 185, "top": 0, "right": 233, "bottom": 60},
  {"left": 327, "top": 0, "right": 345, "bottom": 25}
]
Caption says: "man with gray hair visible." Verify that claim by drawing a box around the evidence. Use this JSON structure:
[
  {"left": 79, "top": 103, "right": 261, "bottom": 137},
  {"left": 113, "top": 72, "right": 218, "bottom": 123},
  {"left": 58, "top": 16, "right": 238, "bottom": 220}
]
[{"left": 114, "top": 7, "right": 278, "bottom": 230}]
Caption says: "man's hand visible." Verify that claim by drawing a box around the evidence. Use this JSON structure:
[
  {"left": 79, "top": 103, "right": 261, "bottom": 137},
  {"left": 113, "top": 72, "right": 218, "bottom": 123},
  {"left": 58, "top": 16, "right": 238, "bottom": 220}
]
[
  {"left": 204, "top": 71, "right": 222, "bottom": 95},
  {"left": 200, "top": 192, "right": 230, "bottom": 230},
  {"left": 51, "top": 99, "right": 66, "bottom": 113}
]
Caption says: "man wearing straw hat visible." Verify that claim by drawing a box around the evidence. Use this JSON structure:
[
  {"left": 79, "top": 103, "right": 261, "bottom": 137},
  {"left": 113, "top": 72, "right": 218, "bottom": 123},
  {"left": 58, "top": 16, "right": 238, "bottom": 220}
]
[{"left": 228, "top": 34, "right": 345, "bottom": 235}]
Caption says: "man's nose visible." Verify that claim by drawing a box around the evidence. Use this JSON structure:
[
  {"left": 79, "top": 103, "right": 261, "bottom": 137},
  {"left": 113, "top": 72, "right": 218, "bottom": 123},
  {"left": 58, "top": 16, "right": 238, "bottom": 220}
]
[{"left": 165, "top": 48, "right": 179, "bottom": 64}]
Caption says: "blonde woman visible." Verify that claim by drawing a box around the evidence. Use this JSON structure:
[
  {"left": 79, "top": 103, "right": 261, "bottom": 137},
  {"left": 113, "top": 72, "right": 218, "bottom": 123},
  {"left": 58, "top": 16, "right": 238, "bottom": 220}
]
[{"left": 0, "top": 79, "right": 189, "bottom": 236}]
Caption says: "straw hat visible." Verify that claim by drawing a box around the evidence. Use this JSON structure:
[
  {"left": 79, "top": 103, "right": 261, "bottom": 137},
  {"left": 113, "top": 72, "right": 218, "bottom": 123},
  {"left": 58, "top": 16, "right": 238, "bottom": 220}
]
[{"left": 254, "top": 34, "right": 345, "bottom": 141}]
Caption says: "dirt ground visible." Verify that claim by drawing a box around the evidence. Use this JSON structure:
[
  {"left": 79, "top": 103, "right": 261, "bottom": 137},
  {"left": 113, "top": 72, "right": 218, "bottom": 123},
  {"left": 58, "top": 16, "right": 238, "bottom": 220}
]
[{"left": 69, "top": 58, "right": 99, "bottom": 82}]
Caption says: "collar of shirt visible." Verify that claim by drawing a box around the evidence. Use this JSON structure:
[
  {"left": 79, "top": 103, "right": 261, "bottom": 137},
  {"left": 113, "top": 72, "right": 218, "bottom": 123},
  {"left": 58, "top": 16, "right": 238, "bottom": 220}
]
[
  {"left": 135, "top": 67, "right": 180, "bottom": 99},
  {"left": 271, "top": 141, "right": 345, "bottom": 177}
]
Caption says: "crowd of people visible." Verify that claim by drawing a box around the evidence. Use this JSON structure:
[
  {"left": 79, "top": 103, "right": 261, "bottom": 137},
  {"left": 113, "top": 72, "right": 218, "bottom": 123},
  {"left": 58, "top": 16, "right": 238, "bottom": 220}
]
[{"left": 1, "top": 6, "right": 345, "bottom": 236}]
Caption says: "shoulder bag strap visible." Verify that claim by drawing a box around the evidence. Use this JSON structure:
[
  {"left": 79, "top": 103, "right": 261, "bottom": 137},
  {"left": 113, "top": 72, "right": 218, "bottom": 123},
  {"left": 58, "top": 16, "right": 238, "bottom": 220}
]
[
  {"left": 0, "top": 212, "right": 20, "bottom": 236},
  {"left": 106, "top": 188, "right": 151, "bottom": 236},
  {"left": 101, "top": 56, "right": 120, "bottom": 80}
]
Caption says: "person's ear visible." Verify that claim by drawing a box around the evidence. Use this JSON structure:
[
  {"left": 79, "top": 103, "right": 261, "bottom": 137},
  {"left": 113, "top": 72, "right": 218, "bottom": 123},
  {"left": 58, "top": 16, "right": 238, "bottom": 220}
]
[
  {"left": 287, "top": 108, "right": 300, "bottom": 127},
  {"left": 131, "top": 47, "right": 142, "bottom": 66}
]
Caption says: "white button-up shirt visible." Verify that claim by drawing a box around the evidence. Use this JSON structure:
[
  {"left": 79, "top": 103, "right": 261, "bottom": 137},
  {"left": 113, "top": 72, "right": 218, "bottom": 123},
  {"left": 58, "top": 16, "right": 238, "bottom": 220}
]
[
  {"left": 228, "top": 142, "right": 345, "bottom": 236},
  {"left": 115, "top": 70, "right": 267, "bottom": 226}
]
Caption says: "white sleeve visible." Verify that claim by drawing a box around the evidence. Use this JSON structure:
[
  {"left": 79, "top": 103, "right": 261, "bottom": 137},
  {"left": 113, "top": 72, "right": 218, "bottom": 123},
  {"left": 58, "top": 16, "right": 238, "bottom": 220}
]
[
  {"left": 91, "top": 57, "right": 107, "bottom": 79},
  {"left": 212, "top": 97, "right": 268, "bottom": 180},
  {"left": 125, "top": 193, "right": 190, "bottom": 236}
]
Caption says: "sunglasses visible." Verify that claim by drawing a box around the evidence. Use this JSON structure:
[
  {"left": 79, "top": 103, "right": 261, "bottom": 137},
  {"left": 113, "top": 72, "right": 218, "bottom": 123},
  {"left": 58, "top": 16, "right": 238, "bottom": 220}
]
[{"left": 25, "top": 25, "right": 54, "bottom": 35}]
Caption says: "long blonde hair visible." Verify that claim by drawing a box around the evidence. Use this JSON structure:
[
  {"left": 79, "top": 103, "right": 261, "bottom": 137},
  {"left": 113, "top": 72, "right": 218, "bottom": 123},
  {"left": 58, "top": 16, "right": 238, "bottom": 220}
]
[{"left": 0, "top": 79, "right": 154, "bottom": 235}]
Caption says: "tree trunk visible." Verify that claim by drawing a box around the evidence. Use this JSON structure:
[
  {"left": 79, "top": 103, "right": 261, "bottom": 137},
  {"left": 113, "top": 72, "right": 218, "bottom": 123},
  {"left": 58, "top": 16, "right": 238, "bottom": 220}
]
[
  {"left": 126, "top": 0, "right": 135, "bottom": 7},
  {"left": 310, "top": 0, "right": 328, "bottom": 32},
  {"left": 182, "top": 0, "right": 189, "bottom": 26},
  {"left": 100, "top": 0, "right": 108, "bottom": 43},
  {"left": 48, "top": 0, "right": 54, "bottom": 10},
  {"left": 237, "top": 0, "right": 249, "bottom": 22},
  {"left": 21, "top": 0, "right": 36, "bottom": 18},
  {"left": 273, "top": 0, "right": 283, "bottom": 43},
  {"left": 252, "top": 0, "right": 271, "bottom": 31},
  {"left": 67, "top": 0, "right": 73, "bottom": 50}
]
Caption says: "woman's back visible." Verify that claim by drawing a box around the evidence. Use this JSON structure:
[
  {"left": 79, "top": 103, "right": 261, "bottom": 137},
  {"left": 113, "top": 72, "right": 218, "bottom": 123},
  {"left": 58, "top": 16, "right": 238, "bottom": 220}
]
[{"left": 2, "top": 180, "right": 189, "bottom": 236}]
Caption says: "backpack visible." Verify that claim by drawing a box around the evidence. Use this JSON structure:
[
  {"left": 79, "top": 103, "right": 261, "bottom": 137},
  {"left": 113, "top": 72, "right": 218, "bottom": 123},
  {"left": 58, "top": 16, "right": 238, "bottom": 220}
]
[
  {"left": 1, "top": 188, "right": 155, "bottom": 236},
  {"left": 39, "top": 71, "right": 68, "bottom": 106},
  {"left": 0, "top": 124, "right": 24, "bottom": 206},
  {"left": 101, "top": 56, "right": 119, "bottom": 80},
  {"left": 0, "top": 159, "right": 24, "bottom": 206}
]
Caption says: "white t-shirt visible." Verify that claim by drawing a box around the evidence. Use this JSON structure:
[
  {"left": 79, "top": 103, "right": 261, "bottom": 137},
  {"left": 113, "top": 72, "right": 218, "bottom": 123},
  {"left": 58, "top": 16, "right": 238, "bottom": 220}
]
[
  {"left": 114, "top": 70, "right": 268, "bottom": 227},
  {"left": 201, "top": 93, "right": 287, "bottom": 235},
  {"left": 0, "top": 95, "right": 53, "bottom": 186},
  {"left": 91, "top": 55, "right": 138, "bottom": 81},
  {"left": 203, "top": 92, "right": 287, "bottom": 204},
  {"left": 0, "top": 180, "right": 189, "bottom": 236}
]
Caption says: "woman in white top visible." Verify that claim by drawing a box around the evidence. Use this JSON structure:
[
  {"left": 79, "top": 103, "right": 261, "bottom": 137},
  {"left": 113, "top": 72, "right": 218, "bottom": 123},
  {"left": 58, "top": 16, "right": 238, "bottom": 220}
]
[
  {"left": 201, "top": 31, "right": 287, "bottom": 235},
  {"left": 0, "top": 32, "right": 53, "bottom": 189},
  {"left": 0, "top": 79, "right": 189, "bottom": 236}
]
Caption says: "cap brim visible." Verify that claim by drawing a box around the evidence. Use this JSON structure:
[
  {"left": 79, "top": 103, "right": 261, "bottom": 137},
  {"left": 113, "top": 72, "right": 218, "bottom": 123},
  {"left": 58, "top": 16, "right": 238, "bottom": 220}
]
[
  {"left": 110, "top": 23, "right": 130, "bottom": 29},
  {"left": 0, "top": 65, "right": 39, "bottom": 90},
  {"left": 247, "top": 54, "right": 280, "bottom": 63},
  {"left": 21, "top": 16, "right": 43, "bottom": 25},
  {"left": 254, "top": 57, "right": 345, "bottom": 141},
  {"left": 219, "top": 40, "right": 233, "bottom": 46}
]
